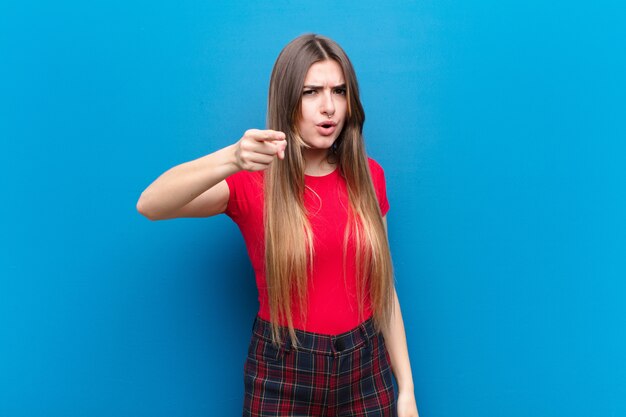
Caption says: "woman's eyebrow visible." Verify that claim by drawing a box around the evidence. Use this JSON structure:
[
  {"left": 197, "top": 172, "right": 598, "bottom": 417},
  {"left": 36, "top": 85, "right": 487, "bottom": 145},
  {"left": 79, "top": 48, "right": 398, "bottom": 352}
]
[{"left": 303, "top": 83, "right": 347, "bottom": 89}]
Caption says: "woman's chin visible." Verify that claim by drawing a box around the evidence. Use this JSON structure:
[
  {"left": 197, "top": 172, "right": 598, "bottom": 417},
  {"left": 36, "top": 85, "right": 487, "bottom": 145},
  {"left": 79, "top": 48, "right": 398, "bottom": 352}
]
[{"left": 302, "top": 137, "right": 337, "bottom": 151}]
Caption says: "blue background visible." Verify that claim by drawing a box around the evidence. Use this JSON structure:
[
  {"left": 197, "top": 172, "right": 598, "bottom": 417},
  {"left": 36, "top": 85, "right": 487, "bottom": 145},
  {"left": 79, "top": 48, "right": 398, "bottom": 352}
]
[{"left": 1, "top": 1, "right": 625, "bottom": 416}]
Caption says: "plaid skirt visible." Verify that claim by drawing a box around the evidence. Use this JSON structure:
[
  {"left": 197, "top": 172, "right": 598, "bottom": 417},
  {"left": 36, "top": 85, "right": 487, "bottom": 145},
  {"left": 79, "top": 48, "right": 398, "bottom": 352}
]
[{"left": 243, "top": 316, "right": 397, "bottom": 416}]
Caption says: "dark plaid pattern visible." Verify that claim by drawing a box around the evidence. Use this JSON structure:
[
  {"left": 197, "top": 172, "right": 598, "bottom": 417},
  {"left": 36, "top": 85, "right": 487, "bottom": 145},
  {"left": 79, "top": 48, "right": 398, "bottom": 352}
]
[{"left": 243, "top": 316, "right": 397, "bottom": 416}]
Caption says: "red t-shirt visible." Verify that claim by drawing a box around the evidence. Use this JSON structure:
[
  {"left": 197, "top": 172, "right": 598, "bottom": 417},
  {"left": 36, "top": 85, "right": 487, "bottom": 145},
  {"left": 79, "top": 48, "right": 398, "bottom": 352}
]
[{"left": 224, "top": 157, "right": 390, "bottom": 335}]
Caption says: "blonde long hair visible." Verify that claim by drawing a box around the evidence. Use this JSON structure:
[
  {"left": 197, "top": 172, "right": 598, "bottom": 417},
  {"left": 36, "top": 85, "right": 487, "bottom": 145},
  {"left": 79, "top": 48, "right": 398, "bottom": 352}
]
[{"left": 264, "top": 34, "right": 394, "bottom": 345}]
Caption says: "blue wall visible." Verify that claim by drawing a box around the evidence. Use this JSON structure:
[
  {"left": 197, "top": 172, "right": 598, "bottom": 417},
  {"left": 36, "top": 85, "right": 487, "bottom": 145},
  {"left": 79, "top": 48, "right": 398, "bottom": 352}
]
[{"left": 1, "top": 1, "right": 625, "bottom": 416}]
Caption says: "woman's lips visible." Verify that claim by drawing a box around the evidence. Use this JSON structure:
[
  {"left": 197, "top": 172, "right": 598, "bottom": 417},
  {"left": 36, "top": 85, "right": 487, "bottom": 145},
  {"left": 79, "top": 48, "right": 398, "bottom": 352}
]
[
  {"left": 316, "top": 124, "right": 336, "bottom": 136},
  {"left": 316, "top": 121, "right": 337, "bottom": 136}
]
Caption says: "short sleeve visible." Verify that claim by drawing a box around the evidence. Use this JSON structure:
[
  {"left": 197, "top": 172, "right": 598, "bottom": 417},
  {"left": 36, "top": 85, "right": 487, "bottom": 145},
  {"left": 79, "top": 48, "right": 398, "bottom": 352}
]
[
  {"left": 224, "top": 170, "right": 263, "bottom": 224},
  {"left": 367, "top": 158, "right": 390, "bottom": 216},
  {"left": 224, "top": 173, "right": 240, "bottom": 221}
]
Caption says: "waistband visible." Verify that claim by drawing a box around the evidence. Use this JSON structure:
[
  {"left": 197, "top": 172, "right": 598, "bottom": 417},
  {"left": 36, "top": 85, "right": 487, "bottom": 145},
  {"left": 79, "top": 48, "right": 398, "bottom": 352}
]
[{"left": 252, "top": 315, "right": 379, "bottom": 356}]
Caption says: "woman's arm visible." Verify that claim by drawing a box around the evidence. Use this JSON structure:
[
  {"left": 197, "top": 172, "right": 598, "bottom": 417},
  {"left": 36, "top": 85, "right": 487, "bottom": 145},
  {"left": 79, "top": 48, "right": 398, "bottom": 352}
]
[
  {"left": 136, "top": 129, "right": 286, "bottom": 220},
  {"left": 381, "top": 216, "right": 420, "bottom": 417}
]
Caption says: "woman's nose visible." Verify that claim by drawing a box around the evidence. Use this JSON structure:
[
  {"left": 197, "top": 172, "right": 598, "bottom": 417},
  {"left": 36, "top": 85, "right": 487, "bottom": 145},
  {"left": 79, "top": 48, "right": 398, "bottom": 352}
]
[{"left": 320, "top": 90, "right": 335, "bottom": 116}]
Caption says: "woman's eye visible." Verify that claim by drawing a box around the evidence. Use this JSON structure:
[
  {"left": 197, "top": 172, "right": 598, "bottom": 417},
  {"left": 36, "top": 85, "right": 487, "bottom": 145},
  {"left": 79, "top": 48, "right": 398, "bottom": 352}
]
[
  {"left": 334, "top": 88, "right": 346, "bottom": 95},
  {"left": 303, "top": 90, "right": 315, "bottom": 96}
]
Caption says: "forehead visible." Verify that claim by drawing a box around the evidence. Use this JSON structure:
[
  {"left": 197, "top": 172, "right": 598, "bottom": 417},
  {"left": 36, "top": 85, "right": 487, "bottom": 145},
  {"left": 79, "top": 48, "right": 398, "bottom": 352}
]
[{"left": 303, "top": 60, "right": 345, "bottom": 85}]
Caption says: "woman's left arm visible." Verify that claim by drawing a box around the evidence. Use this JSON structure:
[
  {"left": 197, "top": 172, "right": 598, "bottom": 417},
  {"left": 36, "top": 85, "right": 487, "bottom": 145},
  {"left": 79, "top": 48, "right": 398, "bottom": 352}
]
[{"left": 382, "top": 216, "right": 420, "bottom": 417}]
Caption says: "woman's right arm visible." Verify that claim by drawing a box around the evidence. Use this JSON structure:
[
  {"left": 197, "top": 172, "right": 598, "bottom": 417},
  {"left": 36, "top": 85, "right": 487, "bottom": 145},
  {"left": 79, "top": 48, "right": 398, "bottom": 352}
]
[{"left": 136, "top": 129, "right": 286, "bottom": 220}]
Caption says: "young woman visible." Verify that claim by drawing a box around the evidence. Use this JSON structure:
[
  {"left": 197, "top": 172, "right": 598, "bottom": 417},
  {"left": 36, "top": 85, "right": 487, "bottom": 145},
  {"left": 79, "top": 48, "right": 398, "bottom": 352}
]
[{"left": 137, "top": 34, "right": 419, "bottom": 417}]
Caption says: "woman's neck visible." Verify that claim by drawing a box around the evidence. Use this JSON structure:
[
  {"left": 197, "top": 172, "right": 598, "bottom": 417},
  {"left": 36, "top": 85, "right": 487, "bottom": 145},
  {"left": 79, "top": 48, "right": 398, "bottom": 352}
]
[{"left": 303, "top": 148, "right": 336, "bottom": 176}]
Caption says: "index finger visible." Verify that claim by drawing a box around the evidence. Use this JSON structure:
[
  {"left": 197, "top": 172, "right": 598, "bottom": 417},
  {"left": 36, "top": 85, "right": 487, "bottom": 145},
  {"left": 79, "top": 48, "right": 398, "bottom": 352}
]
[{"left": 251, "top": 129, "right": 286, "bottom": 142}]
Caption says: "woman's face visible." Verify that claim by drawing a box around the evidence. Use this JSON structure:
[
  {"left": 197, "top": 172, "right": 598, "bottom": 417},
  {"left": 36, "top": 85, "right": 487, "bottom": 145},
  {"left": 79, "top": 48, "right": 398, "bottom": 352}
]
[{"left": 297, "top": 59, "right": 347, "bottom": 150}]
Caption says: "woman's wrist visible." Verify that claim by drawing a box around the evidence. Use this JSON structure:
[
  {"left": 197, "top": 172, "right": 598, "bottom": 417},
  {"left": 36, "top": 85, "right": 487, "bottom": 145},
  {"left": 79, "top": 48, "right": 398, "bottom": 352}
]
[
  {"left": 215, "top": 143, "right": 242, "bottom": 174},
  {"left": 397, "top": 379, "right": 415, "bottom": 393}
]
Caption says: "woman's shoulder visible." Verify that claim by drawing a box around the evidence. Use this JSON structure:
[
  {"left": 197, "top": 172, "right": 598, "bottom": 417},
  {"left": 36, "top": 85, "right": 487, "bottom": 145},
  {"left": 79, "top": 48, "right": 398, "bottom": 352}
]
[
  {"left": 365, "top": 156, "right": 390, "bottom": 215},
  {"left": 225, "top": 169, "right": 264, "bottom": 190},
  {"left": 366, "top": 156, "right": 386, "bottom": 178},
  {"left": 223, "top": 170, "right": 265, "bottom": 221}
]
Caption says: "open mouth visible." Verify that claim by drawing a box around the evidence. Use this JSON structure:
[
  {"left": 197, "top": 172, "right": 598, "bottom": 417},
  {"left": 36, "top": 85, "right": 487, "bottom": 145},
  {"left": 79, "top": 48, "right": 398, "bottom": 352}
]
[{"left": 316, "top": 123, "right": 337, "bottom": 136}]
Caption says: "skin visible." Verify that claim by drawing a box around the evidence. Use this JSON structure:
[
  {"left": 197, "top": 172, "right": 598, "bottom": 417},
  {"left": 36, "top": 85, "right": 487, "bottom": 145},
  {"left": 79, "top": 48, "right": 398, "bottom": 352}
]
[
  {"left": 297, "top": 59, "right": 347, "bottom": 175},
  {"left": 136, "top": 59, "right": 419, "bottom": 417}
]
